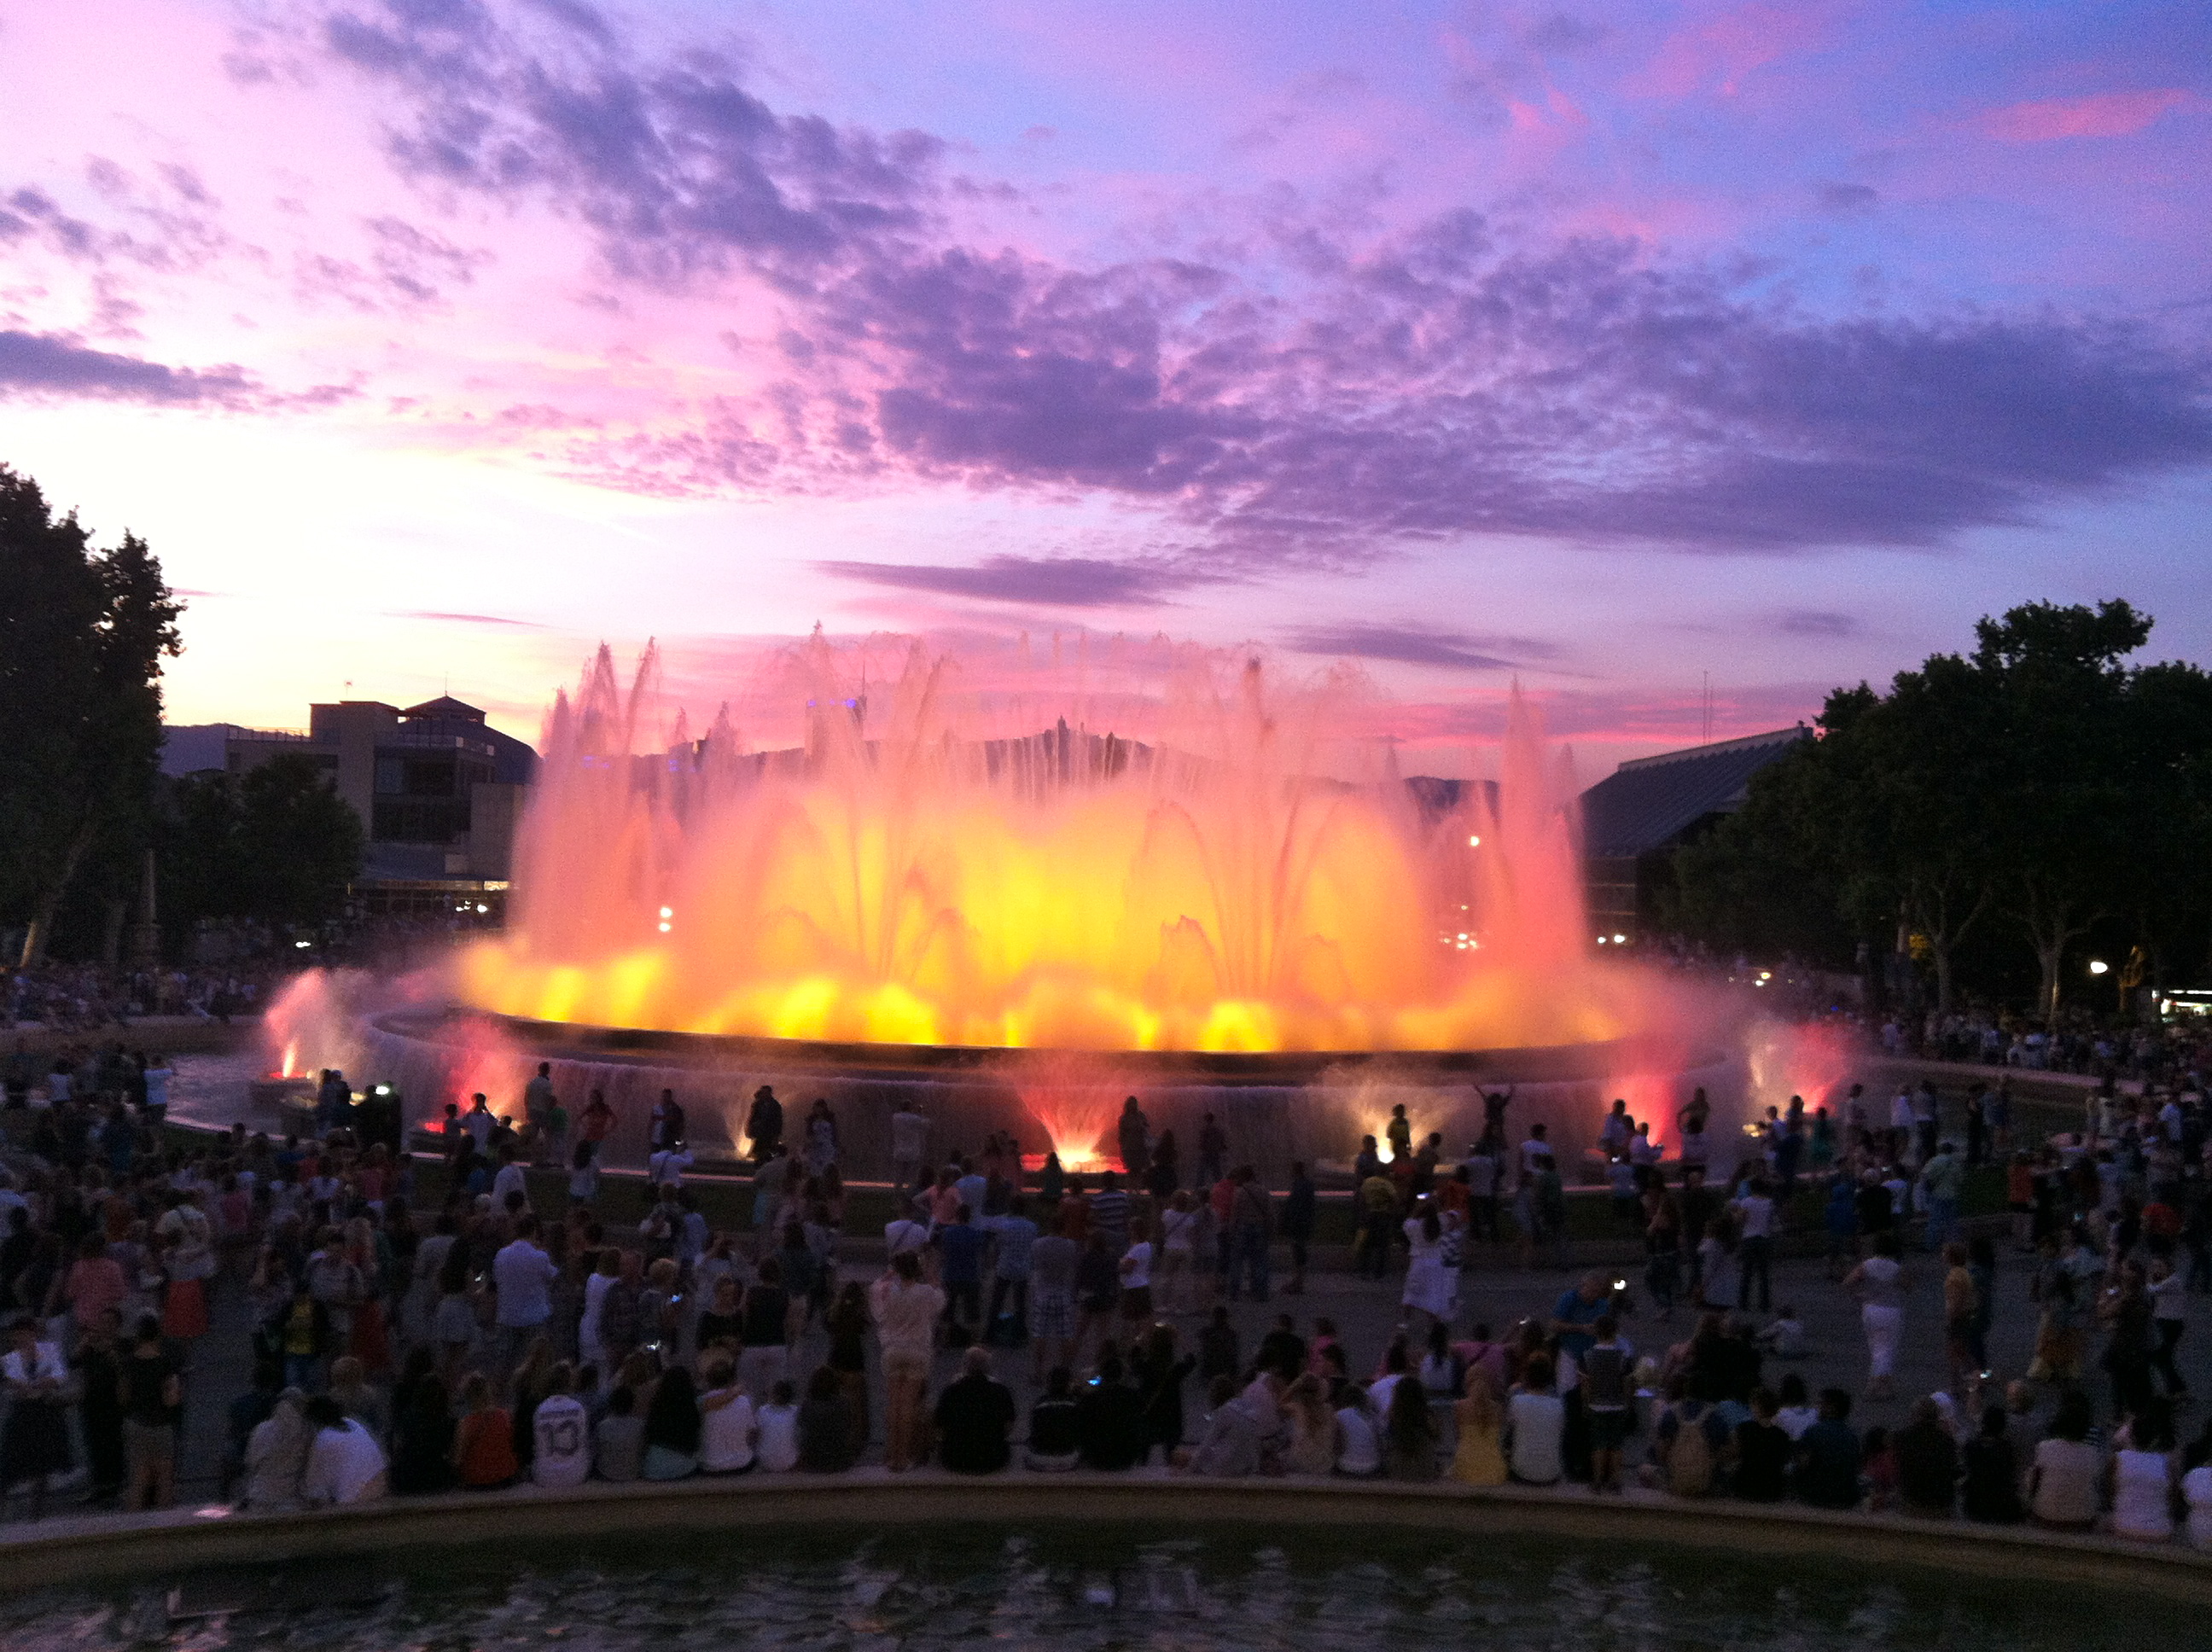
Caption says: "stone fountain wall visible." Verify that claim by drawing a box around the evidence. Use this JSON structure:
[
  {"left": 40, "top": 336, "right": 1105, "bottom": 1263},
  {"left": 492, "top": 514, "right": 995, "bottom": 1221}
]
[{"left": 363, "top": 1014, "right": 1748, "bottom": 1185}]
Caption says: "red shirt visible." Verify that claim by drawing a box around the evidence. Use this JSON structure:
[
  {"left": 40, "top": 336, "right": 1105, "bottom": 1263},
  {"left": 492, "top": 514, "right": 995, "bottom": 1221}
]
[{"left": 66, "top": 1255, "right": 127, "bottom": 1321}]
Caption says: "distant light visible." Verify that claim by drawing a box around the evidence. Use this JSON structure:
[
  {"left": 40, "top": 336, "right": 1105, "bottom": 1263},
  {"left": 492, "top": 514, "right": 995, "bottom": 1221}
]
[
  {"left": 658, "top": 921, "right": 672, "bottom": 934},
  {"left": 474, "top": 902, "right": 488, "bottom": 914},
  {"left": 659, "top": 905, "right": 674, "bottom": 919},
  {"left": 2088, "top": 959, "right": 2110, "bottom": 976},
  {"left": 1757, "top": 969, "right": 1771, "bottom": 980},
  {"left": 294, "top": 939, "right": 311, "bottom": 949},
  {"left": 1467, "top": 834, "right": 1481, "bottom": 847},
  {"left": 1596, "top": 935, "right": 1608, "bottom": 945},
  {"left": 1614, "top": 934, "right": 1627, "bottom": 945}
]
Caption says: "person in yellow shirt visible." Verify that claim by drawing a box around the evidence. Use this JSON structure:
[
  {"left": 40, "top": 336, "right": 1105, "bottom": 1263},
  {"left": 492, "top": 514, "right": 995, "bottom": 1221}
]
[{"left": 1449, "top": 1367, "right": 1506, "bottom": 1486}]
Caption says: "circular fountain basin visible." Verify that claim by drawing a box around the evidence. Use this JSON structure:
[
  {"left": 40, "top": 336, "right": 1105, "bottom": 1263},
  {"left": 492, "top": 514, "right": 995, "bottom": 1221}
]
[{"left": 365, "top": 1007, "right": 1741, "bottom": 1179}]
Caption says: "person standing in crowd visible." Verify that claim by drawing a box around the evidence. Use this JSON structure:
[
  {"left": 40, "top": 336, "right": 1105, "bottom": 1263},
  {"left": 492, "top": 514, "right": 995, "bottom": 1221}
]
[
  {"left": 1116, "top": 1098, "right": 1151, "bottom": 1184},
  {"left": 741, "top": 1086, "right": 778, "bottom": 1163},
  {"left": 1734, "top": 1177, "right": 1775, "bottom": 1314},
  {"left": 889, "top": 1102, "right": 929, "bottom": 1194},
  {"left": 119, "top": 1313, "right": 182, "bottom": 1511},
  {"left": 1283, "top": 1162, "right": 1317, "bottom": 1295},
  {"left": 1230, "top": 1167, "right": 1273, "bottom": 1302},
  {"left": 872, "top": 1251, "right": 945, "bottom": 1472},
  {"left": 2, "top": 1315, "right": 72, "bottom": 1517},
  {"left": 1843, "top": 1234, "right": 1909, "bottom": 1399},
  {"left": 492, "top": 1215, "right": 558, "bottom": 1378},
  {"left": 1028, "top": 1213, "right": 1080, "bottom": 1383}
]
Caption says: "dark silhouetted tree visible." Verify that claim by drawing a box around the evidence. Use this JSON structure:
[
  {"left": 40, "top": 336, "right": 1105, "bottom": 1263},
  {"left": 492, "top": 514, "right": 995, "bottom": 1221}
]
[{"left": 0, "top": 466, "right": 181, "bottom": 964}]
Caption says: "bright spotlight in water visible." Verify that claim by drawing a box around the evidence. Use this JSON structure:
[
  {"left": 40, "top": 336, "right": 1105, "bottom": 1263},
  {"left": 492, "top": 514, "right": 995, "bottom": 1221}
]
[{"left": 1468, "top": 834, "right": 1481, "bottom": 847}]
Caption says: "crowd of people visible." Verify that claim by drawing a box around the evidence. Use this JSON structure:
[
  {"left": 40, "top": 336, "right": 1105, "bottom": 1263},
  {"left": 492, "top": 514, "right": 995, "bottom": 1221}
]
[
  {"left": 0, "top": 1051, "right": 2210, "bottom": 1558},
  {"left": 0, "top": 965, "right": 271, "bottom": 1032}
]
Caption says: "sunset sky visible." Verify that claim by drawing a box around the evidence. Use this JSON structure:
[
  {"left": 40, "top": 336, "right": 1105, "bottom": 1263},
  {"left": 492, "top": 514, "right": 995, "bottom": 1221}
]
[{"left": 3, "top": 1, "right": 2207, "bottom": 775}]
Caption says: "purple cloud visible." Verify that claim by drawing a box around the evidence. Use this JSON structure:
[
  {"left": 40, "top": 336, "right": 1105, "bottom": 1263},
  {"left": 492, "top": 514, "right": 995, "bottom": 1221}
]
[
  {"left": 1777, "top": 609, "right": 1858, "bottom": 637},
  {"left": 88, "top": 2, "right": 2191, "bottom": 563},
  {"left": 1282, "top": 623, "right": 1559, "bottom": 671},
  {"left": 321, "top": 0, "right": 942, "bottom": 289},
  {"left": 0, "top": 330, "right": 256, "bottom": 403},
  {"left": 817, "top": 555, "right": 1210, "bottom": 608}
]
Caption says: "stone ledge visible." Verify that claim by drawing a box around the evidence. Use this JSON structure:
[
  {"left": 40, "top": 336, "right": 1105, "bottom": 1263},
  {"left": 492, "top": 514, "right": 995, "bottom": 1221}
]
[{"left": 5, "top": 1475, "right": 2211, "bottom": 1603}]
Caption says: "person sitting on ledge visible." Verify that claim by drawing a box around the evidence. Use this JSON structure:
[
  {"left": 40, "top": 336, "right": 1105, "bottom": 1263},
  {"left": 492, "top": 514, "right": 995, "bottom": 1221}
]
[
  {"left": 936, "top": 1346, "right": 1017, "bottom": 1474},
  {"left": 797, "top": 1366, "right": 859, "bottom": 1473},
  {"left": 1024, "top": 1367, "right": 1083, "bottom": 1471},
  {"left": 299, "top": 1394, "right": 387, "bottom": 1506}
]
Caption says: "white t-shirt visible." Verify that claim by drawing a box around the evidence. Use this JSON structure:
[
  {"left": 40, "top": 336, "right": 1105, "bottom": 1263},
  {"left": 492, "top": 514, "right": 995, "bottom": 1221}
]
[
  {"left": 1735, "top": 1193, "right": 1774, "bottom": 1240},
  {"left": 492, "top": 1239, "right": 557, "bottom": 1328},
  {"left": 0, "top": 1342, "right": 66, "bottom": 1385},
  {"left": 756, "top": 1401, "right": 800, "bottom": 1472},
  {"left": 301, "top": 1420, "right": 387, "bottom": 1504},
  {"left": 700, "top": 1389, "right": 756, "bottom": 1472},
  {"left": 532, "top": 1394, "right": 591, "bottom": 1487},
  {"left": 649, "top": 1148, "right": 694, "bottom": 1188},
  {"left": 492, "top": 1163, "right": 530, "bottom": 1207},
  {"left": 1334, "top": 1405, "right": 1381, "bottom": 1475},
  {"left": 1121, "top": 1241, "right": 1154, "bottom": 1290},
  {"left": 1518, "top": 1137, "right": 1551, "bottom": 1176},
  {"left": 2112, "top": 1448, "right": 2174, "bottom": 1539},
  {"left": 1367, "top": 1372, "right": 1407, "bottom": 1418},
  {"left": 884, "top": 1218, "right": 930, "bottom": 1259},
  {"left": 2182, "top": 1463, "right": 2212, "bottom": 1551},
  {"left": 1507, "top": 1392, "right": 1565, "bottom": 1484},
  {"left": 2031, "top": 1438, "right": 2103, "bottom": 1526},
  {"left": 1160, "top": 1208, "right": 1196, "bottom": 1254}
]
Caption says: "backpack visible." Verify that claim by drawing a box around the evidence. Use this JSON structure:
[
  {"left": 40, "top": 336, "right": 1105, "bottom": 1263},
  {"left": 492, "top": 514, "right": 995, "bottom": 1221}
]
[{"left": 1667, "top": 1402, "right": 1714, "bottom": 1496}]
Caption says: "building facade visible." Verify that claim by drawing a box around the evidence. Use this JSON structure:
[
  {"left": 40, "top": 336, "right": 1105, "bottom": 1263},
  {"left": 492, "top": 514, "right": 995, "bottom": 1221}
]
[{"left": 163, "top": 696, "right": 537, "bottom": 916}]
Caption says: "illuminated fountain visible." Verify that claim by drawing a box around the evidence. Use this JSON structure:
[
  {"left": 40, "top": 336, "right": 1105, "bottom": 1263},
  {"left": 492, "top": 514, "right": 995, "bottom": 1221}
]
[{"left": 352, "top": 636, "right": 1744, "bottom": 1176}]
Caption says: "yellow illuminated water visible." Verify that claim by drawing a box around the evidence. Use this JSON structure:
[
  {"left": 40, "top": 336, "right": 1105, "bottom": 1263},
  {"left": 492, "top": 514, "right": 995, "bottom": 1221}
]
[{"left": 458, "top": 639, "right": 1650, "bottom": 1053}]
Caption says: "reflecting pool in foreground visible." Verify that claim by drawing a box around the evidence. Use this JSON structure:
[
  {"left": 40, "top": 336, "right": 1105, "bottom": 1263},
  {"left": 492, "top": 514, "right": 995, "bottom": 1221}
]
[{"left": 0, "top": 1526, "right": 2167, "bottom": 1652}]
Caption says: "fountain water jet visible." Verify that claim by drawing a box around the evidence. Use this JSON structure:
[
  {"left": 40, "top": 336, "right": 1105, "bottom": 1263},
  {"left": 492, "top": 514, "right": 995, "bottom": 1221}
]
[{"left": 357, "top": 636, "right": 1746, "bottom": 1174}]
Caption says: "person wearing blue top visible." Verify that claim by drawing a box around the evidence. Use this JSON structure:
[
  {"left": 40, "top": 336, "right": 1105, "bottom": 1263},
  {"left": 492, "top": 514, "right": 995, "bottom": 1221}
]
[
  {"left": 935, "top": 1207, "right": 989, "bottom": 1338},
  {"left": 1824, "top": 1174, "right": 1859, "bottom": 1276},
  {"left": 1550, "top": 1272, "right": 1615, "bottom": 1364}
]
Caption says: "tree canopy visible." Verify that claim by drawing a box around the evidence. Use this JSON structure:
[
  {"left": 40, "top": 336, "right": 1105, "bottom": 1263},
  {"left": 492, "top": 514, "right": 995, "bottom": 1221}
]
[
  {"left": 1674, "top": 600, "right": 2212, "bottom": 1018},
  {"left": 158, "top": 754, "right": 364, "bottom": 940},
  {"left": 0, "top": 465, "right": 182, "bottom": 964}
]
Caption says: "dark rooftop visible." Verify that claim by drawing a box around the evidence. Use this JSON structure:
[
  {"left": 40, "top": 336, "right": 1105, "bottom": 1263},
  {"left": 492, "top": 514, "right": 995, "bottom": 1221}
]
[
  {"left": 400, "top": 695, "right": 487, "bottom": 723},
  {"left": 1578, "top": 726, "right": 1810, "bottom": 858}
]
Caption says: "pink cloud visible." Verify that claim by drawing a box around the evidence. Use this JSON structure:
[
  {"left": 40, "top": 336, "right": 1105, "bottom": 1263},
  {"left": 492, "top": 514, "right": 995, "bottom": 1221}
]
[
  {"left": 1969, "top": 88, "right": 2199, "bottom": 143},
  {"left": 1630, "top": 2, "right": 1837, "bottom": 101}
]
